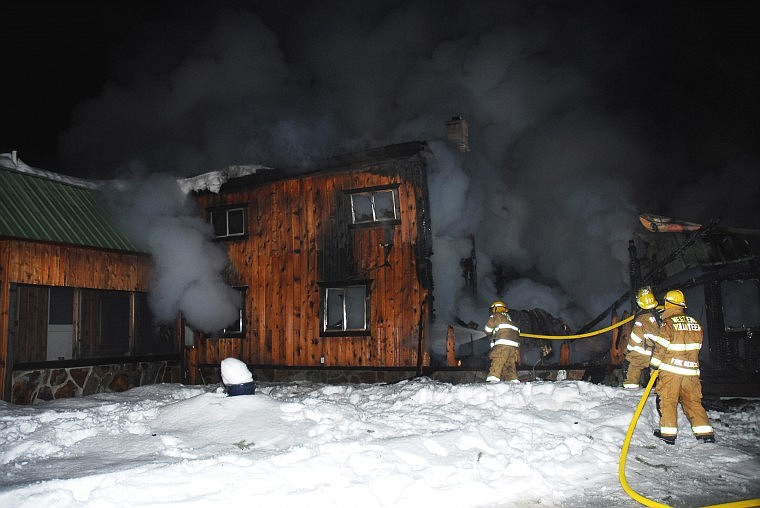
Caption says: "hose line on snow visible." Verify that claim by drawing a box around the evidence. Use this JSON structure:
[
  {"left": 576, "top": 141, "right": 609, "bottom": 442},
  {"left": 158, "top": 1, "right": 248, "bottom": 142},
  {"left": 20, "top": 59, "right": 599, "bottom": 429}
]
[
  {"left": 520, "top": 313, "right": 635, "bottom": 340},
  {"left": 618, "top": 369, "right": 760, "bottom": 508},
  {"left": 618, "top": 370, "right": 669, "bottom": 508}
]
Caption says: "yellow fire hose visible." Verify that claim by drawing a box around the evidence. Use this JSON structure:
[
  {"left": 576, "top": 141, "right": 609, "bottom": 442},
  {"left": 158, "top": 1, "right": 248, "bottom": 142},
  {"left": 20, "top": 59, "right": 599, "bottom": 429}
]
[
  {"left": 618, "top": 370, "right": 760, "bottom": 508},
  {"left": 520, "top": 313, "right": 635, "bottom": 339},
  {"left": 504, "top": 310, "right": 758, "bottom": 506}
]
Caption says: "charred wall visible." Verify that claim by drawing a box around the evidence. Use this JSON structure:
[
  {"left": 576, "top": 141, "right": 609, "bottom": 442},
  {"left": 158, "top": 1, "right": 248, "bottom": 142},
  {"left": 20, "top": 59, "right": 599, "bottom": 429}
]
[{"left": 191, "top": 145, "right": 433, "bottom": 372}]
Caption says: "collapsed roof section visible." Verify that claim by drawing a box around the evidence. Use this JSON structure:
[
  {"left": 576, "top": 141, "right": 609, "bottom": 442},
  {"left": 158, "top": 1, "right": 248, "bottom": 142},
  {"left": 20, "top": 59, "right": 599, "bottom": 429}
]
[{"left": 634, "top": 213, "right": 760, "bottom": 284}]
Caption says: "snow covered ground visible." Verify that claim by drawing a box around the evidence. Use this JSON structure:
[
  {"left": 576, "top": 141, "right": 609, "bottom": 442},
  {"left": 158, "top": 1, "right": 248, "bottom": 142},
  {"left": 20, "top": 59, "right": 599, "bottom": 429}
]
[{"left": 1, "top": 378, "right": 758, "bottom": 508}]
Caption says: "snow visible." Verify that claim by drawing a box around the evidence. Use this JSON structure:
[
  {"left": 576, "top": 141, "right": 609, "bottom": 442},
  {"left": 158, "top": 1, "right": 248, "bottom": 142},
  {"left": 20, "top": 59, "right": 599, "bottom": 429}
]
[
  {"left": 0, "top": 152, "right": 97, "bottom": 189},
  {"left": 177, "top": 165, "right": 271, "bottom": 194},
  {"left": 1, "top": 379, "right": 758, "bottom": 507},
  {"left": 1, "top": 152, "right": 271, "bottom": 197},
  {"left": 220, "top": 358, "right": 254, "bottom": 385}
]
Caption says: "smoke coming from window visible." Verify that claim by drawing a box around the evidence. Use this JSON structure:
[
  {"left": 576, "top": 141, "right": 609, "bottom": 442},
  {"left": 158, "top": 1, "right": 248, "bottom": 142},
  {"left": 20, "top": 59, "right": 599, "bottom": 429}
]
[{"left": 101, "top": 171, "right": 241, "bottom": 332}]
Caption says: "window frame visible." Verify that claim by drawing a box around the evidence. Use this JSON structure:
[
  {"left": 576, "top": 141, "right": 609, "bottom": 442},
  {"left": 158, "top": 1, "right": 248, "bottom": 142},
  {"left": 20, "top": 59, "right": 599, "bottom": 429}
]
[
  {"left": 319, "top": 280, "right": 371, "bottom": 336},
  {"left": 346, "top": 185, "right": 401, "bottom": 227},
  {"left": 209, "top": 205, "right": 247, "bottom": 240},
  {"left": 220, "top": 286, "right": 247, "bottom": 337}
]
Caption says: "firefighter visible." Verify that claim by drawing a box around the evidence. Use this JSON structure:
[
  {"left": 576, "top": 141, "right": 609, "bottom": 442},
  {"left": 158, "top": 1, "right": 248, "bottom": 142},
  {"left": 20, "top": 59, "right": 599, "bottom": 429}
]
[
  {"left": 622, "top": 287, "right": 662, "bottom": 389},
  {"left": 650, "top": 289, "right": 715, "bottom": 445},
  {"left": 484, "top": 301, "right": 521, "bottom": 383}
]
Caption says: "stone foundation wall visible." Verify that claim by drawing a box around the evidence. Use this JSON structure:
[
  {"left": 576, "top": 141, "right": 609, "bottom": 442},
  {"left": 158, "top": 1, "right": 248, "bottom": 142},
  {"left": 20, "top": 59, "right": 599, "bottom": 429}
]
[{"left": 11, "top": 361, "right": 182, "bottom": 405}]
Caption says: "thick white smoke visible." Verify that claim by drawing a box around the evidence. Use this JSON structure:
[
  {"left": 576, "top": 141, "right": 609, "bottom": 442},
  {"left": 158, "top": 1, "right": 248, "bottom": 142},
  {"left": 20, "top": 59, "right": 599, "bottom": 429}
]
[
  {"left": 102, "top": 171, "right": 240, "bottom": 332},
  {"left": 60, "top": 1, "right": 758, "bottom": 336}
]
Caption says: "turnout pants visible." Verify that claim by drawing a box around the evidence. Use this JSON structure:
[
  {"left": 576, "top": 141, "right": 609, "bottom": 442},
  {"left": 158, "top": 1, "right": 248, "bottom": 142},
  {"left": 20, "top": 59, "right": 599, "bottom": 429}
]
[
  {"left": 623, "top": 351, "right": 651, "bottom": 387},
  {"left": 488, "top": 345, "right": 519, "bottom": 382},
  {"left": 655, "top": 371, "right": 713, "bottom": 438}
]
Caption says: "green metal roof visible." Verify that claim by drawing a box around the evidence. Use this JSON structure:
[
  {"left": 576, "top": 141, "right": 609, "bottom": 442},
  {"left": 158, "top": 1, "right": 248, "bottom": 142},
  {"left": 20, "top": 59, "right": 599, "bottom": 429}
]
[{"left": 0, "top": 167, "right": 141, "bottom": 252}]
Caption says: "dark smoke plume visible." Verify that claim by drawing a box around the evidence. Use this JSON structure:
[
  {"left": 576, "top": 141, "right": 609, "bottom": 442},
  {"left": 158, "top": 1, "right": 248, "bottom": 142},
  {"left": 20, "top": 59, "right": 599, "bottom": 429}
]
[{"left": 59, "top": 1, "right": 759, "bottom": 337}]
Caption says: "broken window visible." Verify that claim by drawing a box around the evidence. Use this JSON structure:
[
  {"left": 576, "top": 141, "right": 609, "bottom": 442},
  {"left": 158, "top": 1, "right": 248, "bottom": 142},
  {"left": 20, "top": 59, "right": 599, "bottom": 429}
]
[
  {"left": 321, "top": 282, "right": 370, "bottom": 335},
  {"left": 348, "top": 187, "right": 399, "bottom": 225},
  {"left": 210, "top": 206, "right": 246, "bottom": 239}
]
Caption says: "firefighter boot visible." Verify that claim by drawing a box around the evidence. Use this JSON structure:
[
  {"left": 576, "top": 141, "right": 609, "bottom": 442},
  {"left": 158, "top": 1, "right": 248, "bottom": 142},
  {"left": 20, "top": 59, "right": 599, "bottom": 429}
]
[
  {"left": 653, "top": 430, "right": 676, "bottom": 445},
  {"left": 696, "top": 434, "right": 716, "bottom": 443}
]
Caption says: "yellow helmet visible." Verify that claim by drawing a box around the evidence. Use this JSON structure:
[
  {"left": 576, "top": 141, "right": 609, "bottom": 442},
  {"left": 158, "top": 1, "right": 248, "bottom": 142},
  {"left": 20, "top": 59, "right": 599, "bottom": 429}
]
[
  {"left": 635, "top": 287, "right": 658, "bottom": 310},
  {"left": 664, "top": 289, "right": 687, "bottom": 308},
  {"left": 490, "top": 300, "right": 508, "bottom": 312}
]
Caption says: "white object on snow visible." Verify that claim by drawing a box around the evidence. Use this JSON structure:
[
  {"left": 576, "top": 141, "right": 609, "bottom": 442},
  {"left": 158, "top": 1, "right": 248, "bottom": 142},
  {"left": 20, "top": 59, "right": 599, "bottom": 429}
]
[{"left": 220, "top": 357, "right": 253, "bottom": 385}]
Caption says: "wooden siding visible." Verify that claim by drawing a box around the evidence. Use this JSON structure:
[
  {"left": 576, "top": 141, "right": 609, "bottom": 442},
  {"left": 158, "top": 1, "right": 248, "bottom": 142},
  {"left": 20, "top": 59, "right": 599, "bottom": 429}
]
[
  {"left": 1, "top": 240, "right": 150, "bottom": 290},
  {"left": 13, "top": 285, "right": 48, "bottom": 362},
  {"left": 193, "top": 157, "right": 432, "bottom": 370},
  {"left": 1, "top": 239, "right": 152, "bottom": 398}
]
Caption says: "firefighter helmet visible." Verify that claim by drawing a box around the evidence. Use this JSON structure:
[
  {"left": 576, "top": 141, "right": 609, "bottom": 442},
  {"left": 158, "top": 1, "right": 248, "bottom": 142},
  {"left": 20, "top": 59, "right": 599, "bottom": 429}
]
[
  {"left": 635, "top": 287, "right": 658, "bottom": 310},
  {"left": 664, "top": 289, "right": 687, "bottom": 308},
  {"left": 490, "top": 300, "right": 508, "bottom": 313}
]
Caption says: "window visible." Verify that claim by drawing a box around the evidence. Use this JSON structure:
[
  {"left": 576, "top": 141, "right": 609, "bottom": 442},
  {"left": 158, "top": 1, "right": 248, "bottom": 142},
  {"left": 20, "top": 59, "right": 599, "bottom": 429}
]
[
  {"left": 49, "top": 287, "right": 74, "bottom": 325},
  {"left": 210, "top": 207, "right": 246, "bottom": 239},
  {"left": 220, "top": 287, "right": 246, "bottom": 336},
  {"left": 321, "top": 282, "right": 370, "bottom": 335},
  {"left": 98, "top": 292, "right": 131, "bottom": 356},
  {"left": 47, "top": 287, "right": 74, "bottom": 360},
  {"left": 348, "top": 187, "right": 399, "bottom": 225},
  {"left": 11, "top": 284, "right": 172, "bottom": 363},
  {"left": 722, "top": 279, "right": 760, "bottom": 331}
]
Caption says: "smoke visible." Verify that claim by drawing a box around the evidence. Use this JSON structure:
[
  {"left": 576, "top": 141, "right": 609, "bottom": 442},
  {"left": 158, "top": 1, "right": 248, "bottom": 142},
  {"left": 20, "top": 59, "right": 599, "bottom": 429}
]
[
  {"left": 101, "top": 170, "right": 240, "bottom": 332},
  {"left": 59, "top": 1, "right": 759, "bottom": 335}
]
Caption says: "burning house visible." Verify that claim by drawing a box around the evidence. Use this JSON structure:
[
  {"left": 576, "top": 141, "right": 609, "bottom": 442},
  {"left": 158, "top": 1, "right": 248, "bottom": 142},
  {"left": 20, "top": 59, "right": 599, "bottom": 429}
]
[
  {"left": 184, "top": 141, "right": 434, "bottom": 383},
  {"left": 1, "top": 142, "right": 440, "bottom": 402},
  {"left": 3, "top": 141, "right": 757, "bottom": 402}
]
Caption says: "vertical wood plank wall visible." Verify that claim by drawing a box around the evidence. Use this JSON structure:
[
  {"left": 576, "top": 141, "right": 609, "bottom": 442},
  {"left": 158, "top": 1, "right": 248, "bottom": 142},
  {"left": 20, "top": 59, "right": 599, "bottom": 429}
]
[
  {"left": 1, "top": 241, "right": 150, "bottom": 291},
  {"left": 194, "top": 158, "right": 432, "bottom": 370},
  {"left": 0, "top": 240, "right": 152, "bottom": 397}
]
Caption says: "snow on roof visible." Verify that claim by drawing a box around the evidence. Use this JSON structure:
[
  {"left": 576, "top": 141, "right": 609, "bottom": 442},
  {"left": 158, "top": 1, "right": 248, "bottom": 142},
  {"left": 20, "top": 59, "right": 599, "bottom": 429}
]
[
  {"left": 1, "top": 152, "right": 272, "bottom": 195},
  {"left": 0, "top": 152, "right": 98, "bottom": 189},
  {"left": 178, "top": 164, "right": 272, "bottom": 194}
]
